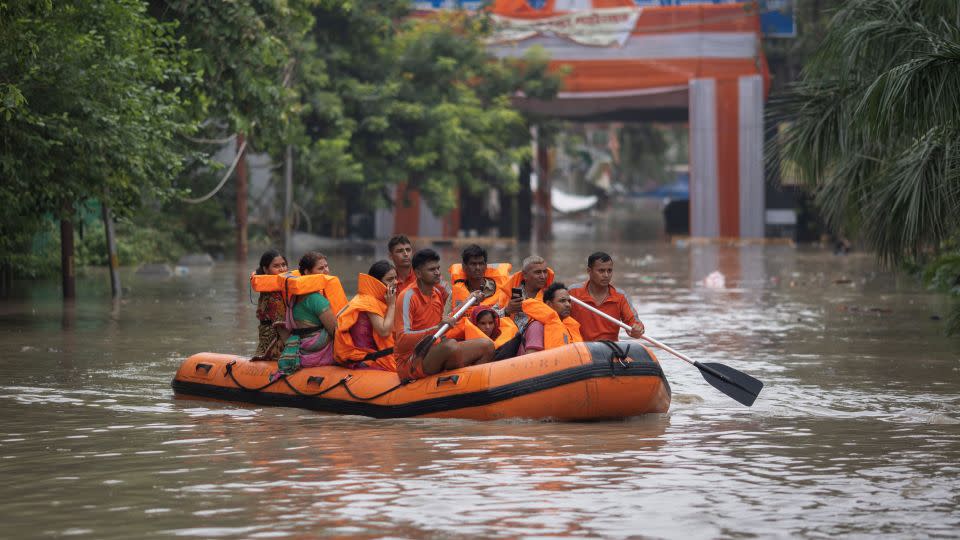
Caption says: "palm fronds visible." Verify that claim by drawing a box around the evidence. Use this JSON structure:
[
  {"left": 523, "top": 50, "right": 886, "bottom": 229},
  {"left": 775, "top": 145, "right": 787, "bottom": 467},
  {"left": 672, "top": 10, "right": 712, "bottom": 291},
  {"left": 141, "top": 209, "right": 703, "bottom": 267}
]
[
  {"left": 769, "top": 0, "right": 960, "bottom": 268},
  {"left": 769, "top": 0, "right": 960, "bottom": 334}
]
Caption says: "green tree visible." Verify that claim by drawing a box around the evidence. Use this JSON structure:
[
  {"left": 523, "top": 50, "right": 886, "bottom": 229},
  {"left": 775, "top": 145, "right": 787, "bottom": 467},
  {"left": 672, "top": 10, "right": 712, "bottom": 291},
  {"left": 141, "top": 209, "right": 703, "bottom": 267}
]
[
  {"left": 298, "top": 4, "right": 562, "bottom": 235},
  {"left": 150, "top": 0, "right": 318, "bottom": 258},
  {"left": 770, "top": 0, "right": 960, "bottom": 333},
  {"left": 0, "top": 0, "right": 197, "bottom": 293}
]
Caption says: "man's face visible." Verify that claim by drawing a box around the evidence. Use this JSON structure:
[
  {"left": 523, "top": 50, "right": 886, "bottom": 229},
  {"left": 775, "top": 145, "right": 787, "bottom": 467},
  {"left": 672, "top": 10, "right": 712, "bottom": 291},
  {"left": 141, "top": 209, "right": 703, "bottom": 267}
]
[
  {"left": 465, "top": 255, "right": 487, "bottom": 281},
  {"left": 390, "top": 243, "right": 413, "bottom": 269},
  {"left": 524, "top": 262, "right": 549, "bottom": 290},
  {"left": 548, "top": 289, "right": 572, "bottom": 319},
  {"left": 415, "top": 260, "right": 441, "bottom": 287},
  {"left": 588, "top": 260, "right": 613, "bottom": 288}
]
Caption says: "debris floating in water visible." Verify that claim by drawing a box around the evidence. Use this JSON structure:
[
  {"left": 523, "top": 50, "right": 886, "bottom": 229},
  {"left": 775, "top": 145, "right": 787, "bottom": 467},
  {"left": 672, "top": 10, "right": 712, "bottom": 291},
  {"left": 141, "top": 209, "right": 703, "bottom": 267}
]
[{"left": 702, "top": 271, "right": 726, "bottom": 289}]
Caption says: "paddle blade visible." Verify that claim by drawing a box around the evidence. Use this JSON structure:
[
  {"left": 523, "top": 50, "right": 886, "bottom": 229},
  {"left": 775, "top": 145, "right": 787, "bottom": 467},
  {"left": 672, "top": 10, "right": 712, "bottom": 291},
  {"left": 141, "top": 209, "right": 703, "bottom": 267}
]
[{"left": 694, "top": 361, "right": 764, "bottom": 407}]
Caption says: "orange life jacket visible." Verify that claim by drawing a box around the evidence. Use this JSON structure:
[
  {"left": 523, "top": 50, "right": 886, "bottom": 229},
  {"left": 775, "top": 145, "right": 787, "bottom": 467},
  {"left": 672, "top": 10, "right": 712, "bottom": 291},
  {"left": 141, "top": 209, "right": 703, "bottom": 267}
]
[
  {"left": 449, "top": 262, "right": 513, "bottom": 310},
  {"left": 462, "top": 315, "right": 519, "bottom": 348},
  {"left": 251, "top": 271, "right": 348, "bottom": 314},
  {"left": 333, "top": 274, "right": 396, "bottom": 371},
  {"left": 502, "top": 267, "right": 556, "bottom": 302},
  {"left": 521, "top": 298, "right": 583, "bottom": 349}
]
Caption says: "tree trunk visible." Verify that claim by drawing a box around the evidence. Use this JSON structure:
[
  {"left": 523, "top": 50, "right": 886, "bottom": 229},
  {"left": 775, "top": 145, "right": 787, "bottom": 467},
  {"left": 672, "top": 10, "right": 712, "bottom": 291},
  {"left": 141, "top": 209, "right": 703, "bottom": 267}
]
[
  {"left": 0, "top": 262, "right": 11, "bottom": 298},
  {"left": 235, "top": 133, "right": 249, "bottom": 263},
  {"left": 516, "top": 159, "right": 532, "bottom": 243},
  {"left": 101, "top": 202, "right": 121, "bottom": 298},
  {"left": 284, "top": 144, "right": 293, "bottom": 257},
  {"left": 534, "top": 131, "right": 552, "bottom": 243},
  {"left": 60, "top": 201, "right": 76, "bottom": 300}
]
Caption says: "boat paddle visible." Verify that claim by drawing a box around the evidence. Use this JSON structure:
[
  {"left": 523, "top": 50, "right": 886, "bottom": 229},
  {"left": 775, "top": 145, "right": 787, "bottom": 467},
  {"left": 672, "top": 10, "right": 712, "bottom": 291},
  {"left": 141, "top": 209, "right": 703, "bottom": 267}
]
[
  {"left": 412, "top": 294, "right": 480, "bottom": 360},
  {"left": 569, "top": 296, "right": 764, "bottom": 406}
]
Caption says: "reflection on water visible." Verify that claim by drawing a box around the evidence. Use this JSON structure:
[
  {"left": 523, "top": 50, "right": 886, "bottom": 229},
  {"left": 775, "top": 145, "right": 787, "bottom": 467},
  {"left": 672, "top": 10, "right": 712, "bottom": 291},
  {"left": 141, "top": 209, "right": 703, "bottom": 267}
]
[{"left": 1, "top": 236, "right": 959, "bottom": 538}]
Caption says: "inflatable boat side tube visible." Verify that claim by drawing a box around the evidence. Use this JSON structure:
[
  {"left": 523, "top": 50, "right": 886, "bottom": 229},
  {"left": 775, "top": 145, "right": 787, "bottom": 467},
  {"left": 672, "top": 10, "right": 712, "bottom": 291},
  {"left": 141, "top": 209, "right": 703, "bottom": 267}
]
[{"left": 171, "top": 342, "right": 669, "bottom": 419}]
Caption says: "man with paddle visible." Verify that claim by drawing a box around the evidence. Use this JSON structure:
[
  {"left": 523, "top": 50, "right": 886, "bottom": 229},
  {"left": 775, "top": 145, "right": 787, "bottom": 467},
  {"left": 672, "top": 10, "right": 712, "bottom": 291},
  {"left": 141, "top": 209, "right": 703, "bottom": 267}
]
[
  {"left": 565, "top": 253, "right": 765, "bottom": 407},
  {"left": 393, "top": 249, "right": 495, "bottom": 382},
  {"left": 569, "top": 252, "right": 645, "bottom": 341}
]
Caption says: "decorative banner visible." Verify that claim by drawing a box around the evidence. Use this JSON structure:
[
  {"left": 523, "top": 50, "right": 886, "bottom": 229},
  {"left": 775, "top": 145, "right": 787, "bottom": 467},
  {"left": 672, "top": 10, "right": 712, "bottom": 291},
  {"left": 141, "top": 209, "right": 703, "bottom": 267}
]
[{"left": 490, "top": 7, "right": 642, "bottom": 47}]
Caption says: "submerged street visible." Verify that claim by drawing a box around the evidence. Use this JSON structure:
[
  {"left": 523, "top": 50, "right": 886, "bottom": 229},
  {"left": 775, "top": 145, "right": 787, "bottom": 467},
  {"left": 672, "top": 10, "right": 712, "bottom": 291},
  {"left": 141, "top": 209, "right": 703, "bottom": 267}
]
[{"left": 1, "top": 233, "right": 957, "bottom": 538}]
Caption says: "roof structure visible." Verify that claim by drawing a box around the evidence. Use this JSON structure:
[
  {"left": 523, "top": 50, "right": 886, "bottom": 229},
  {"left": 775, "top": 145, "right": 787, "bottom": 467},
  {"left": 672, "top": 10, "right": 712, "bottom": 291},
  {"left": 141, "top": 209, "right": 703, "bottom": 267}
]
[{"left": 487, "top": 0, "right": 769, "bottom": 121}]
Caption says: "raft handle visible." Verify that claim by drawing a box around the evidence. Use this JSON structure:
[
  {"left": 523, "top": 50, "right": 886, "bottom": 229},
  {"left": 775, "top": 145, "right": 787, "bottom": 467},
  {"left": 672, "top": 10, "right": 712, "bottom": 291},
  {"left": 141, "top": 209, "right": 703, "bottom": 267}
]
[
  {"left": 437, "top": 375, "right": 460, "bottom": 386},
  {"left": 195, "top": 363, "right": 213, "bottom": 374}
]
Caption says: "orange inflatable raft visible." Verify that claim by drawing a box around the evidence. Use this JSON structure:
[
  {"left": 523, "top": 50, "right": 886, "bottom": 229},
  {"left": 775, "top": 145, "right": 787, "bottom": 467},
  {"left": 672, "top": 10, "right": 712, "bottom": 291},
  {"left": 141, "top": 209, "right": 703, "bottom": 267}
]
[{"left": 171, "top": 342, "right": 671, "bottom": 421}]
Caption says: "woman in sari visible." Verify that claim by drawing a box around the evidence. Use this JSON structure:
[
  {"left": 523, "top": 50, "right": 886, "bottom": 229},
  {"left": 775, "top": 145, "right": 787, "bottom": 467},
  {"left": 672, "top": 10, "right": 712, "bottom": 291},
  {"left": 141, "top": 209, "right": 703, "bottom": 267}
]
[
  {"left": 252, "top": 250, "right": 288, "bottom": 361},
  {"left": 274, "top": 251, "right": 338, "bottom": 379},
  {"left": 334, "top": 260, "right": 398, "bottom": 371}
]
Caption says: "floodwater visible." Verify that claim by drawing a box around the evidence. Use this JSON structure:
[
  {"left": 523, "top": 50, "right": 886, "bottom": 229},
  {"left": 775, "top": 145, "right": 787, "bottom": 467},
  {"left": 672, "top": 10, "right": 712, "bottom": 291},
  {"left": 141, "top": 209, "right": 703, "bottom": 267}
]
[{"left": 2, "top": 226, "right": 959, "bottom": 538}]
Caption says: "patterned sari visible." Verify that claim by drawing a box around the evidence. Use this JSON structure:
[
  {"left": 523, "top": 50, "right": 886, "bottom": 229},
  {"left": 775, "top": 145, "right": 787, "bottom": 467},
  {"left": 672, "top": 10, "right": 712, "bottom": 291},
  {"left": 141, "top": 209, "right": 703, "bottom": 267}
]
[
  {"left": 275, "top": 293, "right": 335, "bottom": 378},
  {"left": 253, "top": 292, "right": 286, "bottom": 361}
]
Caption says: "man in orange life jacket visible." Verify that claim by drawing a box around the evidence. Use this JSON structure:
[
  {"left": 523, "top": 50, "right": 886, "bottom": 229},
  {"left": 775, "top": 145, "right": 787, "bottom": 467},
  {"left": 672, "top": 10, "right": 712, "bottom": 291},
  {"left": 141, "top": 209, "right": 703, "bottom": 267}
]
[
  {"left": 388, "top": 235, "right": 416, "bottom": 293},
  {"left": 393, "top": 248, "right": 495, "bottom": 382},
  {"left": 504, "top": 254, "right": 553, "bottom": 330},
  {"left": 452, "top": 244, "right": 510, "bottom": 312},
  {"left": 518, "top": 282, "right": 583, "bottom": 354},
  {"left": 569, "top": 251, "right": 645, "bottom": 341}
]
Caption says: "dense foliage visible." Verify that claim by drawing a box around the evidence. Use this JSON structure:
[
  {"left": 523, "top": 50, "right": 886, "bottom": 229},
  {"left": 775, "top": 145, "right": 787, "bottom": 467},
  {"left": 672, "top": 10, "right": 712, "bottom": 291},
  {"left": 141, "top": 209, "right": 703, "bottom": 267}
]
[
  {"left": 0, "top": 0, "right": 197, "bottom": 279},
  {"left": 0, "top": 0, "right": 562, "bottom": 284},
  {"left": 297, "top": 5, "right": 561, "bottom": 234},
  {"left": 770, "top": 0, "right": 960, "bottom": 333}
]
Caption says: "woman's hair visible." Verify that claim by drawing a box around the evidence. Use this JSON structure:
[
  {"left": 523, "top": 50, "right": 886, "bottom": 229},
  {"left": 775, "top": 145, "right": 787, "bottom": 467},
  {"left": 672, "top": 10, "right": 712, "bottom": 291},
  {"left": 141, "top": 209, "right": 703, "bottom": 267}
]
[
  {"left": 257, "top": 249, "right": 286, "bottom": 275},
  {"left": 368, "top": 259, "right": 395, "bottom": 281},
  {"left": 470, "top": 306, "right": 498, "bottom": 325},
  {"left": 298, "top": 251, "right": 327, "bottom": 274}
]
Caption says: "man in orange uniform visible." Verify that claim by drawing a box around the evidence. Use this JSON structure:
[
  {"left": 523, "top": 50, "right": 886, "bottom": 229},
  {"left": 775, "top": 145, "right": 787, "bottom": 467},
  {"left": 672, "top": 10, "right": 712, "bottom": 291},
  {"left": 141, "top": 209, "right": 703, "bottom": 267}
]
[
  {"left": 451, "top": 244, "right": 511, "bottom": 312},
  {"left": 388, "top": 235, "right": 417, "bottom": 293},
  {"left": 393, "top": 249, "right": 495, "bottom": 382},
  {"left": 518, "top": 282, "right": 583, "bottom": 354},
  {"left": 569, "top": 252, "right": 645, "bottom": 341}
]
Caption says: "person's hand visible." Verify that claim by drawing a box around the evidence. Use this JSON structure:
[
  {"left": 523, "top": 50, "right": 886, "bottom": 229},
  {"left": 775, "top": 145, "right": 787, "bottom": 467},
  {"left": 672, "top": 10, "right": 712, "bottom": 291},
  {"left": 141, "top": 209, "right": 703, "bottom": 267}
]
[
  {"left": 505, "top": 295, "right": 523, "bottom": 315},
  {"left": 469, "top": 290, "right": 484, "bottom": 303},
  {"left": 441, "top": 317, "right": 458, "bottom": 328},
  {"left": 385, "top": 284, "right": 396, "bottom": 306},
  {"left": 628, "top": 321, "right": 645, "bottom": 338}
]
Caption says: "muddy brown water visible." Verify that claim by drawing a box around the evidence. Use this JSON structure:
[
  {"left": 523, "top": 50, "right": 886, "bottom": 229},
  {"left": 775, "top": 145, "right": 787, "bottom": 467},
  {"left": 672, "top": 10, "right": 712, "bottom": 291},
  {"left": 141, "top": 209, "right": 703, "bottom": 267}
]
[{"left": 1, "top": 236, "right": 959, "bottom": 538}]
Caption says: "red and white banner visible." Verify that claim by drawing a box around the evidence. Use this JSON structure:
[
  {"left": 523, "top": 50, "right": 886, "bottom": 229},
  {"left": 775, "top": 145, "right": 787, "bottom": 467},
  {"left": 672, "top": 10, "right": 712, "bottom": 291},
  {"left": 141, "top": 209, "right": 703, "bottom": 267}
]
[{"left": 489, "top": 7, "right": 642, "bottom": 47}]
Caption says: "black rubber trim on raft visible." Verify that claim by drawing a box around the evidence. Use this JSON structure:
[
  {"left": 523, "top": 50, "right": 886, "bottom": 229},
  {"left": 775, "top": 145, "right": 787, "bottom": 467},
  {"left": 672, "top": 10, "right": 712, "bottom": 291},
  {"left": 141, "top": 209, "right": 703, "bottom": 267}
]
[{"left": 171, "top": 342, "right": 670, "bottom": 419}]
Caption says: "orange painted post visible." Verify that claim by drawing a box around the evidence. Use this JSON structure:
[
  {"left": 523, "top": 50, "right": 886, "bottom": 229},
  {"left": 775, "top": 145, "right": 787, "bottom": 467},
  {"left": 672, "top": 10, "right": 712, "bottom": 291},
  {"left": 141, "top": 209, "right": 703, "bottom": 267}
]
[{"left": 716, "top": 79, "right": 740, "bottom": 238}]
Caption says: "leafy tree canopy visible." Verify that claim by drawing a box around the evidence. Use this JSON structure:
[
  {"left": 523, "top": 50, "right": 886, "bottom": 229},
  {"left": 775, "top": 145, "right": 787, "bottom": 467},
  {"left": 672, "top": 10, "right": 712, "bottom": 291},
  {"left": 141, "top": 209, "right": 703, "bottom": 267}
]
[{"left": 298, "top": 5, "right": 563, "bottom": 222}]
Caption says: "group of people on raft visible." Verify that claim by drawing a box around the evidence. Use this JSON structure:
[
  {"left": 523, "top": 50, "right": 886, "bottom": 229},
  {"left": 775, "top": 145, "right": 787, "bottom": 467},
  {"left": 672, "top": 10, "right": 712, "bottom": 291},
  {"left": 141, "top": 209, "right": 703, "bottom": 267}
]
[{"left": 253, "top": 235, "right": 646, "bottom": 383}]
